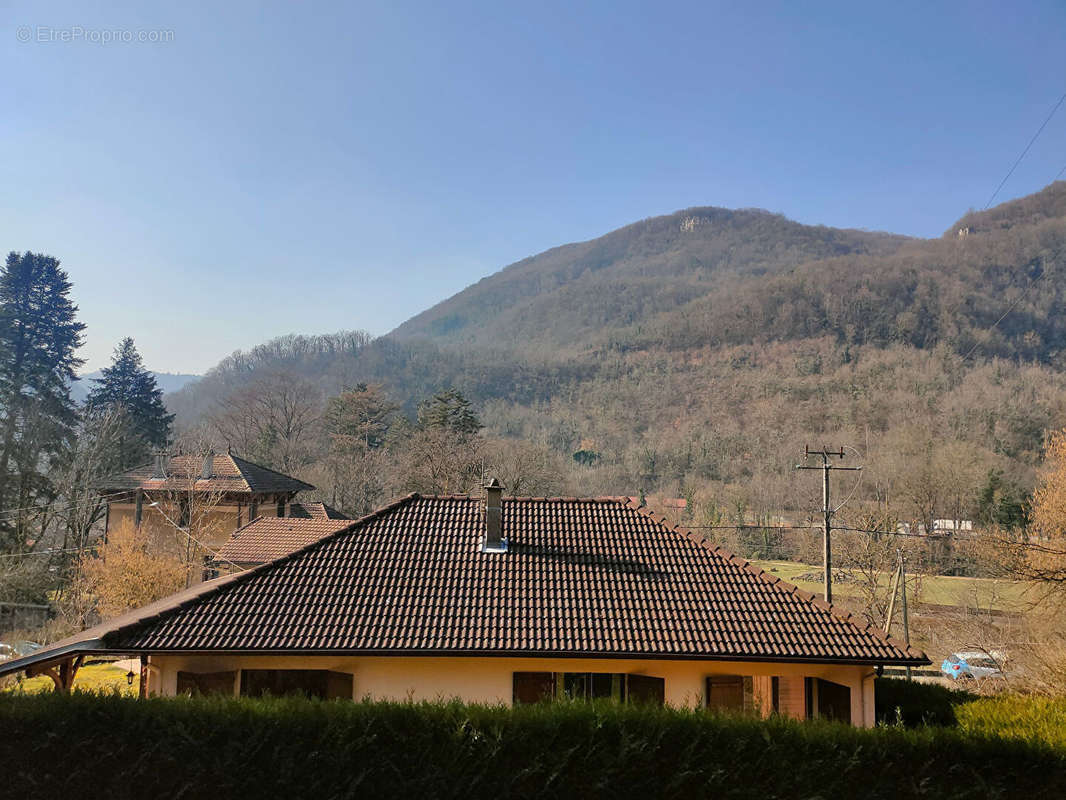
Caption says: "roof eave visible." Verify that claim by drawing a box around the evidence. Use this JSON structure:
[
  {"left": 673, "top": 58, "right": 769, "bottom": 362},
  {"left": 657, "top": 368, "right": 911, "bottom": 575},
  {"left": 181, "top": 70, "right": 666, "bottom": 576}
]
[
  {"left": 0, "top": 638, "right": 108, "bottom": 678},
  {"left": 79, "top": 646, "right": 931, "bottom": 668}
]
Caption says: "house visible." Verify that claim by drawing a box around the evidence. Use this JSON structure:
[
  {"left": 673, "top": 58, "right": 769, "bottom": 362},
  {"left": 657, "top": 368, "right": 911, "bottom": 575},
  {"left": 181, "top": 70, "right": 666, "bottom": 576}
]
[
  {"left": 97, "top": 452, "right": 315, "bottom": 575},
  {"left": 214, "top": 503, "right": 352, "bottom": 571},
  {"left": 0, "top": 483, "right": 927, "bottom": 725}
]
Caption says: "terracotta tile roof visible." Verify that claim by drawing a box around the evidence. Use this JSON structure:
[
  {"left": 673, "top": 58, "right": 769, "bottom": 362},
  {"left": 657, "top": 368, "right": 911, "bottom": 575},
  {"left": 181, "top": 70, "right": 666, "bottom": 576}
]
[
  {"left": 217, "top": 515, "right": 353, "bottom": 566},
  {"left": 94, "top": 495, "right": 926, "bottom": 665},
  {"left": 97, "top": 453, "right": 313, "bottom": 495}
]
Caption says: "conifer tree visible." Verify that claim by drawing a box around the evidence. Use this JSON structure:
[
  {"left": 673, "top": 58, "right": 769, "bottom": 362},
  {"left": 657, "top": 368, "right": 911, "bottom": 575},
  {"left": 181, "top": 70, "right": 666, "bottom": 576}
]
[
  {"left": 0, "top": 251, "right": 85, "bottom": 551},
  {"left": 417, "top": 388, "right": 482, "bottom": 436},
  {"left": 87, "top": 337, "right": 174, "bottom": 461}
]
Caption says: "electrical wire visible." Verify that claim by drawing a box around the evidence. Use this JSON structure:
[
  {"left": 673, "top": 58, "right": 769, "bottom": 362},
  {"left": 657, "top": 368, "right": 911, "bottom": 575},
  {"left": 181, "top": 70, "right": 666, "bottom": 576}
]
[
  {"left": 984, "top": 90, "right": 1066, "bottom": 209},
  {"left": 957, "top": 90, "right": 1066, "bottom": 363},
  {"left": 0, "top": 489, "right": 131, "bottom": 521},
  {"left": 683, "top": 523, "right": 934, "bottom": 539},
  {"left": 831, "top": 444, "right": 864, "bottom": 514},
  {"left": 141, "top": 489, "right": 248, "bottom": 572}
]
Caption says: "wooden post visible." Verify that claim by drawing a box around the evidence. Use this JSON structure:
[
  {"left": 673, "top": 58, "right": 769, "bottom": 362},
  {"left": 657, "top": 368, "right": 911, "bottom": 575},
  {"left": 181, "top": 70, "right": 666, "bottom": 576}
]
[
  {"left": 901, "top": 553, "right": 912, "bottom": 680},
  {"left": 139, "top": 655, "right": 148, "bottom": 698},
  {"left": 883, "top": 552, "right": 903, "bottom": 635},
  {"left": 44, "top": 655, "right": 85, "bottom": 693},
  {"left": 134, "top": 489, "right": 144, "bottom": 527}
]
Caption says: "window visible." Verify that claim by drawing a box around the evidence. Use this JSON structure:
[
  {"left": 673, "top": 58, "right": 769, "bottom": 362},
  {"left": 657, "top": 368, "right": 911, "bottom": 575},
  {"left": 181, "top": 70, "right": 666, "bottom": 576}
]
[
  {"left": 815, "top": 679, "right": 851, "bottom": 724},
  {"left": 201, "top": 555, "right": 219, "bottom": 582},
  {"left": 705, "top": 675, "right": 753, "bottom": 712},
  {"left": 804, "top": 677, "right": 851, "bottom": 723},
  {"left": 177, "top": 671, "right": 236, "bottom": 695},
  {"left": 512, "top": 672, "right": 664, "bottom": 706},
  {"left": 239, "top": 669, "right": 353, "bottom": 700},
  {"left": 771, "top": 676, "right": 780, "bottom": 714},
  {"left": 178, "top": 497, "right": 191, "bottom": 528}
]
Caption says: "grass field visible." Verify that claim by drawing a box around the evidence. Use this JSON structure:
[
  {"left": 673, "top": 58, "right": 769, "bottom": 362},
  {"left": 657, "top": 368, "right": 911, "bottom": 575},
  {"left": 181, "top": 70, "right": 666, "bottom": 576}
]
[
  {"left": 1, "top": 661, "right": 135, "bottom": 695},
  {"left": 752, "top": 559, "right": 1030, "bottom": 612}
]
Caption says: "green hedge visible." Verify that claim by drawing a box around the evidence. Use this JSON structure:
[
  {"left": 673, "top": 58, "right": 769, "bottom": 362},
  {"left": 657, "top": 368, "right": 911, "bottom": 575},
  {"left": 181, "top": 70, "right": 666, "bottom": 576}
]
[
  {"left": 1, "top": 692, "right": 1064, "bottom": 799},
  {"left": 874, "top": 677, "right": 976, "bottom": 727}
]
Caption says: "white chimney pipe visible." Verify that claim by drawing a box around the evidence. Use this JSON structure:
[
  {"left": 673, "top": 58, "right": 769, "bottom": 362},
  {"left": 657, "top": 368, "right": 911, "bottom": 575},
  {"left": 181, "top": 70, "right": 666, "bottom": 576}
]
[{"left": 483, "top": 477, "right": 505, "bottom": 552}]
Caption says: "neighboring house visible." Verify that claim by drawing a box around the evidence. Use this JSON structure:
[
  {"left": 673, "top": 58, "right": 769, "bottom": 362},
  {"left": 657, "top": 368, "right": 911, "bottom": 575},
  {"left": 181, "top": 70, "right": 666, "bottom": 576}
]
[
  {"left": 895, "top": 520, "right": 975, "bottom": 537},
  {"left": 215, "top": 505, "right": 352, "bottom": 571},
  {"left": 1, "top": 484, "right": 928, "bottom": 726},
  {"left": 97, "top": 452, "right": 315, "bottom": 572}
]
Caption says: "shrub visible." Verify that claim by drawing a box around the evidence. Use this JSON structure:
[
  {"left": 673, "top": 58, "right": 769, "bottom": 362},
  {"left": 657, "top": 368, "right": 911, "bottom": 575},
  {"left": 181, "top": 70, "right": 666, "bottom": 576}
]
[
  {"left": 874, "top": 677, "right": 976, "bottom": 727},
  {"left": 1, "top": 692, "right": 1065, "bottom": 799}
]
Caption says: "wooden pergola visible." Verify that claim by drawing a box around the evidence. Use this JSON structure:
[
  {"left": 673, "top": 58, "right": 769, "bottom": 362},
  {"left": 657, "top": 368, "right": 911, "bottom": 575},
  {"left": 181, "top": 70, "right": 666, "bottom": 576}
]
[{"left": 16, "top": 649, "right": 148, "bottom": 696}]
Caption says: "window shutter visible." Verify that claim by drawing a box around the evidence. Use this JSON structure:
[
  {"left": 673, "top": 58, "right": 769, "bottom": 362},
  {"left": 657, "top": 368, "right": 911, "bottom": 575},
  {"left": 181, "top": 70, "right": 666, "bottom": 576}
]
[
  {"left": 326, "top": 671, "right": 354, "bottom": 700},
  {"left": 513, "top": 672, "right": 555, "bottom": 704},
  {"left": 706, "top": 675, "right": 745, "bottom": 711},
  {"left": 626, "top": 674, "right": 665, "bottom": 706}
]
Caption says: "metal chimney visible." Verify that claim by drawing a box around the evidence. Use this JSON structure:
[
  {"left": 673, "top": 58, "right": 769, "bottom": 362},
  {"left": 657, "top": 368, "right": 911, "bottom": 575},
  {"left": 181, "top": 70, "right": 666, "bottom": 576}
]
[
  {"left": 201, "top": 454, "right": 213, "bottom": 480},
  {"left": 151, "top": 451, "right": 168, "bottom": 479},
  {"left": 483, "top": 477, "right": 505, "bottom": 552}
]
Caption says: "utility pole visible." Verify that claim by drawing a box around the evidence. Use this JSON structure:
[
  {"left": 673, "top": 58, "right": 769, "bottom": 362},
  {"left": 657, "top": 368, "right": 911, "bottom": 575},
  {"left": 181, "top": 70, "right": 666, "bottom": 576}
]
[
  {"left": 900, "top": 549, "right": 912, "bottom": 680},
  {"left": 795, "top": 446, "right": 861, "bottom": 604}
]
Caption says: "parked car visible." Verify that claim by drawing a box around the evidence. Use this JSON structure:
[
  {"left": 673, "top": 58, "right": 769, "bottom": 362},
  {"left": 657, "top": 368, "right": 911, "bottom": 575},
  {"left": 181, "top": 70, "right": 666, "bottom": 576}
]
[
  {"left": 0, "top": 641, "right": 40, "bottom": 662},
  {"left": 941, "top": 651, "right": 1006, "bottom": 681}
]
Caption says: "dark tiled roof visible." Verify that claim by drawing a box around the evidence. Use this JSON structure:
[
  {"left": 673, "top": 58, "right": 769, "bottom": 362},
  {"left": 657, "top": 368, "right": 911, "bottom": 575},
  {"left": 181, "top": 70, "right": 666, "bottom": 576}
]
[
  {"left": 288, "top": 502, "right": 350, "bottom": 520},
  {"left": 98, "top": 495, "right": 926, "bottom": 665},
  {"left": 97, "top": 454, "right": 313, "bottom": 495},
  {"left": 217, "top": 516, "right": 353, "bottom": 566}
]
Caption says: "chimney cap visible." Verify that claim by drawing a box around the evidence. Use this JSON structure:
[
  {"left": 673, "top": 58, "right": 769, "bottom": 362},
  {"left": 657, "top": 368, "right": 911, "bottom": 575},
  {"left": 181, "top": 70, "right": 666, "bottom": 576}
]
[{"left": 484, "top": 477, "right": 502, "bottom": 490}]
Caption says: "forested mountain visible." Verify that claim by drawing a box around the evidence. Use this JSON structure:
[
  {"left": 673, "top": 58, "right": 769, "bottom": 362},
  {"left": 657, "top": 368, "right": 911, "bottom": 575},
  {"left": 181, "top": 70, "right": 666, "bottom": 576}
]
[
  {"left": 167, "top": 182, "right": 1066, "bottom": 557},
  {"left": 391, "top": 207, "right": 909, "bottom": 354}
]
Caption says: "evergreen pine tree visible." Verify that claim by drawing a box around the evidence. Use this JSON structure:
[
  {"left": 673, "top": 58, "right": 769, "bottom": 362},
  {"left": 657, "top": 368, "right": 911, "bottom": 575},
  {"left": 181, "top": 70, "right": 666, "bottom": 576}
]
[
  {"left": 417, "top": 388, "right": 482, "bottom": 436},
  {"left": 87, "top": 337, "right": 174, "bottom": 461},
  {"left": 0, "top": 251, "right": 86, "bottom": 551}
]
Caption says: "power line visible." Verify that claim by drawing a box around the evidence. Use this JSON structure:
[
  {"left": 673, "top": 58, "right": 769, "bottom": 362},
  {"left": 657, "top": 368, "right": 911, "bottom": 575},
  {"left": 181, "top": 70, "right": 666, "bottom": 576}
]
[
  {"left": 0, "top": 489, "right": 131, "bottom": 521},
  {"left": 0, "top": 545, "right": 98, "bottom": 560},
  {"left": 685, "top": 523, "right": 932, "bottom": 539},
  {"left": 955, "top": 90, "right": 1066, "bottom": 364},
  {"left": 984, "top": 90, "right": 1066, "bottom": 209}
]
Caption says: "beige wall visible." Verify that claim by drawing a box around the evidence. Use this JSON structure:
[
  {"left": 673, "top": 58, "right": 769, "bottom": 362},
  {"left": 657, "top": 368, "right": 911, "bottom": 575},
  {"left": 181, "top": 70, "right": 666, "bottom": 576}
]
[
  {"left": 147, "top": 654, "right": 878, "bottom": 727},
  {"left": 109, "top": 500, "right": 283, "bottom": 549}
]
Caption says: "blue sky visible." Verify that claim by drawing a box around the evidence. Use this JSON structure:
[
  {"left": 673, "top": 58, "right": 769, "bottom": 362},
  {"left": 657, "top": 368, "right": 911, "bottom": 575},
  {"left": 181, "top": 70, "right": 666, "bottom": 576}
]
[{"left": 2, "top": 1, "right": 1065, "bottom": 374}]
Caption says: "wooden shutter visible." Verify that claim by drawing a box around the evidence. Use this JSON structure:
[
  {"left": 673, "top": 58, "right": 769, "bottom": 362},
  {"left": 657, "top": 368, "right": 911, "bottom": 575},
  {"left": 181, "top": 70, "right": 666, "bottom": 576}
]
[
  {"left": 325, "top": 671, "right": 354, "bottom": 700},
  {"left": 626, "top": 674, "right": 665, "bottom": 706},
  {"left": 706, "top": 675, "right": 745, "bottom": 711},
  {"left": 177, "top": 670, "right": 236, "bottom": 696},
  {"left": 513, "top": 672, "right": 556, "bottom": 704}
]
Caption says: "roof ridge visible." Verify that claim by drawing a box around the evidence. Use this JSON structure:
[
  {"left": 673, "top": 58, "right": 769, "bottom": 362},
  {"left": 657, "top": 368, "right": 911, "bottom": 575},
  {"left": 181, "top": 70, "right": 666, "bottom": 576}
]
[
  {"left": 625, "top": 497, "right": 928, "bottom": 664},
  {"left": 229, "top": 453, "right": 315, "bottom": 491},
  {"left": 100, "top": 492, "right": 422, "bottom": 647},
  {"left": 412, "top": 495, "right": 636, "bottom": 504}
]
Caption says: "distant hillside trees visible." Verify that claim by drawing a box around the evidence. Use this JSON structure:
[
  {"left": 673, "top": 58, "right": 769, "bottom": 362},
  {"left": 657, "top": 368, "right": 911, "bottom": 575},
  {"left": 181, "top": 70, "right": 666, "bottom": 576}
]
[
  {"left": 0, "top": 251, "right": 85, "bottom": 552},
  {"left": 319, "top": 384, "right": 396, "bottom": 515},
  {"left": 207, "top": 373, "right": 320, "bottom": 473},
  {"left": 87, "top": 337, "right": 174, "bottom": 465}
]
